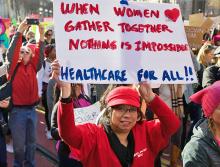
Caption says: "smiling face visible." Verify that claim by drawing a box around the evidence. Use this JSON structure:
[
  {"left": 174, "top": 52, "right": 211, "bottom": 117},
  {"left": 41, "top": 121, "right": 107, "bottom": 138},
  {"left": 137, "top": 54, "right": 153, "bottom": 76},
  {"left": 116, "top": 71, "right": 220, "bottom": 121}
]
[{"left": 110, "top": 105, "right": 138, "bottom": 133}]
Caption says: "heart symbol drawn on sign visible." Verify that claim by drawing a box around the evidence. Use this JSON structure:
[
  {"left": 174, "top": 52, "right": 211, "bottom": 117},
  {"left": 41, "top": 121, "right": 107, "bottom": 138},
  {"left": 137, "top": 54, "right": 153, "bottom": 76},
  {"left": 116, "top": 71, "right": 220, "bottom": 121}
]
[{"left": 164, "top": 8, "right": 180, "bottom": 22}]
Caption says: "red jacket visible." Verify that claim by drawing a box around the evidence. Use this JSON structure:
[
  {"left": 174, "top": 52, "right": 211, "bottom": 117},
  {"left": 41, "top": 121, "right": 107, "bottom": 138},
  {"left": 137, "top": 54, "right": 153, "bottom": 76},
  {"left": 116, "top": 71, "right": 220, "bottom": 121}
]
[
  {"left": 58, "top": 95, "right": 180, "bottom": 167},
  {"left": 7, "top": 32, "right": 44, "bottom": 106}
]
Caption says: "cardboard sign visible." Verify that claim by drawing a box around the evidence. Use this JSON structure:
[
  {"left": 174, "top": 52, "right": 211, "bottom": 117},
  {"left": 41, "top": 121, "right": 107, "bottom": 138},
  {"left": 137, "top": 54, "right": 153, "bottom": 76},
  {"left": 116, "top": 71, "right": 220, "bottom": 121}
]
[
  {"left": 201, "top": 17, "right": 214, "bottom": 31},
  {"left": 74, "top": 102, "right": 101, "bottom": 124},
  {"left": 189, "top": 13, "right": 204, "bottom": 27},
  {"left": 53, "top": 0, "right": 197, "bottom": 84},
  {"left": 185, "top": 26, "right": 204, "bottom": 49}
]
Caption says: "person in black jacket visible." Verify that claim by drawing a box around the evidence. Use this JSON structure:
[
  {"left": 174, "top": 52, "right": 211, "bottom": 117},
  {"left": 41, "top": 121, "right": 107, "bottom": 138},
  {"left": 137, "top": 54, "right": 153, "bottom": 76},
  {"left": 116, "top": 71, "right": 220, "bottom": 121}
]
[{"left": 202, "top": 46, "right": 220, "bottom": 88}]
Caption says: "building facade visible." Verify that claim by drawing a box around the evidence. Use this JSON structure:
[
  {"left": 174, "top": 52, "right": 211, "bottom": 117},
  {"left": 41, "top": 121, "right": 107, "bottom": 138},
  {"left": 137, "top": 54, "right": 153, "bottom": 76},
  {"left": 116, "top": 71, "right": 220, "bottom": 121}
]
[{"left": 0, "top": 0, "right": 53, "bottom": 19}]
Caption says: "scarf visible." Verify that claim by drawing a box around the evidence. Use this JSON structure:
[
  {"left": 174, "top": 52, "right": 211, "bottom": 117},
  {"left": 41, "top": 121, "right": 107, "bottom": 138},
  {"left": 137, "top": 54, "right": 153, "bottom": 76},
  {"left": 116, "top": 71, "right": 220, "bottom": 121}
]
[
  {"left": 169, "top": 84, "right": 184, "bottom": 118},
  {"left": 104, "top": 125, "right": 134, "bottom": 167}
]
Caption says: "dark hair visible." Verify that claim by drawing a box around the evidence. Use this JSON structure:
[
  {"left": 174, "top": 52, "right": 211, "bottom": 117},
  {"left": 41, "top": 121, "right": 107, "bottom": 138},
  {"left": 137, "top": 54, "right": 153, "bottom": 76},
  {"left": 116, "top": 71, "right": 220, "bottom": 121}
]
[
  {"left": 45, "top": 29, "right": 53, "bottom": 37},
  {"left": 71, "top": 84, "right": 84, "bottom": 100}
]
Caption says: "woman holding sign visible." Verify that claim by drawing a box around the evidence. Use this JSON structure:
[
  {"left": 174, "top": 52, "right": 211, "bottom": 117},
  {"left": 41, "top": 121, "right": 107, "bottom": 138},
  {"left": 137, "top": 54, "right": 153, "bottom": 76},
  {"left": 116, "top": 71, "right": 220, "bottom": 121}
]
[{"left": 52, "top": 60, "right": 180, "bottom": 167}]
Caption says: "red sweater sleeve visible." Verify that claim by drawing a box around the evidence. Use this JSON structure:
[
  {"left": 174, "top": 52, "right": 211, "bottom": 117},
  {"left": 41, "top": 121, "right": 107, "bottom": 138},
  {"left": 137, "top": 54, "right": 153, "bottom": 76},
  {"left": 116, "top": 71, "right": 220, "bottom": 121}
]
[
  {"left": 7, "top": 32, "right": 22, "bottom": 79},
  {"left": 31, "top": 41, "right": 44, "bottom": 72},
  {"left": 146, "top": 95, "right": 180, "bottom": 155},
  {"left": 57, "top": 101, "right": 98, "bottom": 159}
]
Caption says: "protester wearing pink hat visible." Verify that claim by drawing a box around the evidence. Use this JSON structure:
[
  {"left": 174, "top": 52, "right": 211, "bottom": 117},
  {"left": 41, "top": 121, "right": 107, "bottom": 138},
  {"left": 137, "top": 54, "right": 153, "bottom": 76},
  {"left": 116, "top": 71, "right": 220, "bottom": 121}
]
[
  {"left": 182, "top": 81, "right": 220, "bottom": 167},
  {"left": 6, "top": 19, "right": 45, "bottom": 166},
  {"left": 51, "top": 60, "right": 180, "bottom": 167},
  {"left": 213, "top": 35, "right": 220, "bottom": 46}
]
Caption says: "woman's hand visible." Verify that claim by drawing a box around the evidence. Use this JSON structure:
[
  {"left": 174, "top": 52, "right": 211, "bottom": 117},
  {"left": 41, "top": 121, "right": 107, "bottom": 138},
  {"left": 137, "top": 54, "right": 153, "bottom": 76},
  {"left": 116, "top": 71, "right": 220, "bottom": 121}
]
[
  {"left": 138, "top": 82, "right": 155, "bottom": 104},
  {"left": 17, "top": 19, "right": 29, "bottom": 34},
  {"left": 0, "top": 99, "right": 10, "bottom": 108},
  {"left": 51, "top": 60, "right": 71, "bottom": 98},
  {"left": 38, "top": 24, "right": 44, "bottom": 42}
]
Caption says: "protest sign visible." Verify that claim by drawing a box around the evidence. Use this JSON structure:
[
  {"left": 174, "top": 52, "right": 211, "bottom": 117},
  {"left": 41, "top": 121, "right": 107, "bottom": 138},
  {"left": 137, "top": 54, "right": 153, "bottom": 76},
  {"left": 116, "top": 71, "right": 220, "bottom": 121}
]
[
  {"left": 201, "top": 17, "right": 214, "bottom": 31},
  {"left": 0, "top": 18, "right": 10, "bottom": 48},
  {"left": 53, "top": 0, "right": 197, "bottom": 84},
  {"left": 185, "top": 26, "right": 204, "bottom": 49},
  {"left": 189, "top": 13, "right": 204, "bottom": 27},
  {"left": 74, "top": 102, "right": 101, "bottom": 124}
]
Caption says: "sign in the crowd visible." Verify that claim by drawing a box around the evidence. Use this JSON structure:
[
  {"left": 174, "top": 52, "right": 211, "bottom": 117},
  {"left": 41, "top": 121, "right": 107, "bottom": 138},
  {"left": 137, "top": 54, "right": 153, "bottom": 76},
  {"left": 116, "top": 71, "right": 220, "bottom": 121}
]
[
  {"left": 53, "top": 0, "right": 197, "bottom": 84},
  {"left": 201, "top": 18, "right": 214, "bottom": 31},
  {"left": 185, "top": 26, "right": 204, "bottom": 49},
  {"left": 0, "top": 18, "right": 10, "bottom": 48},
  {"left": 74, "top": 102, "right": 101, "bottom": 124},
  {"left": 189, "top": 13, "right": 204, "bottom": 27}
]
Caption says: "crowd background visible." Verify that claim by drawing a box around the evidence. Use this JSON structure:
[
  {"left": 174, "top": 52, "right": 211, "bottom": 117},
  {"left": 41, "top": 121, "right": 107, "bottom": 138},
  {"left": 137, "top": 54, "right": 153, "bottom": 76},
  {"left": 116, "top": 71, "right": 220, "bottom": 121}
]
[{"left": 0, "top": 3, "right": 220, "bottom": 167}]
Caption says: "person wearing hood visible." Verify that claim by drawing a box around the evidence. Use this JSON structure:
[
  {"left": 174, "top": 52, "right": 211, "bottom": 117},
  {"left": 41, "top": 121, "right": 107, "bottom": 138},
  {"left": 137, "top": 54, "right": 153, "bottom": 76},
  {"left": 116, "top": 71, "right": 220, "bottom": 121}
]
[
  {"left": 51, "top": 60, "right": 180, "bottom": 167},
  {"left": 182, "top": 81, "right": 220, "bottom": 167}
]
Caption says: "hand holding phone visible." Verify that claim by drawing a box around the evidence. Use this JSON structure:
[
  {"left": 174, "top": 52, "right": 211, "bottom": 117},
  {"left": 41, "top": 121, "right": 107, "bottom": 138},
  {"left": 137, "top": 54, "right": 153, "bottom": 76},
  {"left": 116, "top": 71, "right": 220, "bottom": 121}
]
[{"left": 26, "top": 19, "right": 39, "bottom": 25}]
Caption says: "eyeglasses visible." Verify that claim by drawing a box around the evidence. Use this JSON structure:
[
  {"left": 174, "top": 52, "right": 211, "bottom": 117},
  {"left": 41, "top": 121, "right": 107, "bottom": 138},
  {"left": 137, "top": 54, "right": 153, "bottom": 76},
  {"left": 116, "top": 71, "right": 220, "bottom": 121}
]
[
  {"left": 47, "top": 33, "right": 52, "bottom": 36},
  {"left": 113, "top": 105, "right": 138, "bottom": 113},
  {"left": 20, "top": 50, "right": 30, "bottom": 55}
]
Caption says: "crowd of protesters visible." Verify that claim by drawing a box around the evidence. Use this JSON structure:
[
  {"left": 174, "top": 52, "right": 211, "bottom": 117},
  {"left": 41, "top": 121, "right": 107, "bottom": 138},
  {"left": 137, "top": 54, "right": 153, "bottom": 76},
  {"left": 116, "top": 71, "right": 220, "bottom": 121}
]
[{"left": 0, "top": 17, "right": 220, "bottom": 167}]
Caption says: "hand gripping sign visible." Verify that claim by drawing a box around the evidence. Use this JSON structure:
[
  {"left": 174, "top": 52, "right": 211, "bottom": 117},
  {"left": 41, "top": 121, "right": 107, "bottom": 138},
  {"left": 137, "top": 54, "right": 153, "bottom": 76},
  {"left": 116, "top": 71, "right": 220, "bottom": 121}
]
[{"left": 53, "top": 0, "right": 197, "bottom": 84}]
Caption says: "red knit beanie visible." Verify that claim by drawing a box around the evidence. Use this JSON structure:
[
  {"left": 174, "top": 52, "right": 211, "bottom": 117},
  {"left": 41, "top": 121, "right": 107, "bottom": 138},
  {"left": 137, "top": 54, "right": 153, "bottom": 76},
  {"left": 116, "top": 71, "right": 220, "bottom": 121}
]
[
  {"left": 106, "top": 86, "right": 140, "bottom": 108},
  {"left": 190, "top": 81, "right": 220, "bottom": 118}
]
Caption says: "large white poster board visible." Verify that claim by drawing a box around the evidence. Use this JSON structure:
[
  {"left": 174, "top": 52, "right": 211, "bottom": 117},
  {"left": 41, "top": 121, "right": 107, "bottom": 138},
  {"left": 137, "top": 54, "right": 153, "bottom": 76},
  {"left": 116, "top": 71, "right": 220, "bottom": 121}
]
[{"left": 54, "top": 0, "right": 197, "bottom": 84}]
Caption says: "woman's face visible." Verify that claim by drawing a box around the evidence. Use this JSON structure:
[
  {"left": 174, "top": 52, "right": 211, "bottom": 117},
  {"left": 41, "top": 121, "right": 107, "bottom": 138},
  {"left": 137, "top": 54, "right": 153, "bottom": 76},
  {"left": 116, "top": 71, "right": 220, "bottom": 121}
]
[
  {"left": 206, "top": 50, "right": 215, "bottom": 63},
  {"left": 111, "top": 105, "right": 138, "bottom": 133},
  {"left": 211, "top": 104, "right": 220, "bottom": 126},
  {"left": 26, "top": 32, "right": 35, "bottom": 41},
  {"left": 46, "top": 30, "right": 53, "bottom": 40},
  {"left": 49, "top": 48, "right": 56, "bottom": 60},
  {"left": 75, "top": 84, "right": 82, "bottom": 97},
  {"left": 20, "top": 47, "right": 32, "bottom": 64}
]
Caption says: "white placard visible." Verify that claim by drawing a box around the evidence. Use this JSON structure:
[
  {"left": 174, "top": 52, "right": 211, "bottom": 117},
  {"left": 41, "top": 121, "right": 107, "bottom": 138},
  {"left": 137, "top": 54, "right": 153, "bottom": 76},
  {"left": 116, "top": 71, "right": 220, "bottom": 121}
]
[
  {"left": 54, "top": 0, "right": 197, "bottom": 84},
  {"left": 74, "top": 102, "right": 101, "bottom": 124}
]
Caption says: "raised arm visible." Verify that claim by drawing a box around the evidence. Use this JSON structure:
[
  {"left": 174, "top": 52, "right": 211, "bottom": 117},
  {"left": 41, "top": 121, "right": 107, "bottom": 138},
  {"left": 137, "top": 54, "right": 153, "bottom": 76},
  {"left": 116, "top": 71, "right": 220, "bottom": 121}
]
[
  {"left": 6, "top": 20, "right": 29, "bottom": 77},
  {"left": 139, "top": 83, "right": 180, "bottom": 155},
  {"left": 57, "top": 81, "right": 83, "bottom": 148},
  {"left": 51, "top": 60, "right": 98, "bottom": 153},
  {"left": 31, "top": 24, "right": 45, "bottom": 72}
]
